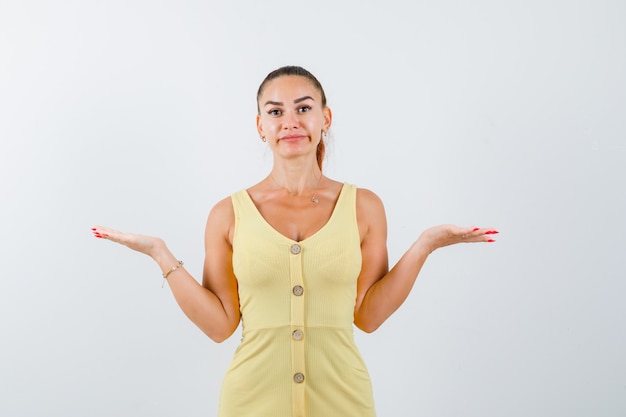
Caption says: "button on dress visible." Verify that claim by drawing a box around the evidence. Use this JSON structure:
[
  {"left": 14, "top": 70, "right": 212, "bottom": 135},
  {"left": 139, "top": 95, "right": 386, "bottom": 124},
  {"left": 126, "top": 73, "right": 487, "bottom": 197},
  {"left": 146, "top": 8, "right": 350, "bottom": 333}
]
[{"left": 219, "top": 183, "right": 376, "bottom": 417}]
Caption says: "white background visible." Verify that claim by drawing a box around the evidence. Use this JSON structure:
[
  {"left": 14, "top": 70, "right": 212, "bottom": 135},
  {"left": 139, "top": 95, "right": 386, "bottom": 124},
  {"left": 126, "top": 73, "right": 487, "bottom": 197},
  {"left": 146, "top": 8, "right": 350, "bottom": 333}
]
[{"left": 1, "top": 0, "right": 625, "bottom": 416}]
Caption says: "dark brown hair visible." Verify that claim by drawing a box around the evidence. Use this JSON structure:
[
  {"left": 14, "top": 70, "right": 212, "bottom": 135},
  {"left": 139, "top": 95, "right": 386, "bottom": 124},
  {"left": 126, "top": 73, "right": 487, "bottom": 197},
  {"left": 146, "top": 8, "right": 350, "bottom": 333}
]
[{"left": 257, "top": 66, "right": 328, "bottom": 170}]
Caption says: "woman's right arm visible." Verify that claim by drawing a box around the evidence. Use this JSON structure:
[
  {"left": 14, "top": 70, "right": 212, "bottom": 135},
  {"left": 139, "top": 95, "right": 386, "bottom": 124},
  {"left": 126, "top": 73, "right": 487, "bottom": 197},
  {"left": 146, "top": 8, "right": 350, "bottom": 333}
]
[{"left": 92, "top": 197, "right": 240, "bottom": 343}]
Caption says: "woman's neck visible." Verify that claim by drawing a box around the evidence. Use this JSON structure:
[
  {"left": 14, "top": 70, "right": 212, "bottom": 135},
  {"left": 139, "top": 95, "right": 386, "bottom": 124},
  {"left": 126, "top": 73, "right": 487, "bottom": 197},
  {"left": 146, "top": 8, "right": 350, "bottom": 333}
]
[{"left": 269, "top": 160, "right": 323, "bottom": 196}]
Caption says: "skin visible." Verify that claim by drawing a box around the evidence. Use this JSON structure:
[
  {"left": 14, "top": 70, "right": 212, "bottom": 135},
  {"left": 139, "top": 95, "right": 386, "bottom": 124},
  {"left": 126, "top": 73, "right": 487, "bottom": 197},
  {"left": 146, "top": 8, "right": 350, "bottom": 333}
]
[{"left": 92, "top": 74, "right": 498, "bottom": 341}]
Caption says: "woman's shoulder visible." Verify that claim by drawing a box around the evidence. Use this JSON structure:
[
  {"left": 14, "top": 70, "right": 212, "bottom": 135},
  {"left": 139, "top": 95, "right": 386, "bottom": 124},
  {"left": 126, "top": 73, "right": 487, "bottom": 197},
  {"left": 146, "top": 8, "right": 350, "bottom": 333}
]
[
  {"left": 205, "top": 195, "right": 237, "bottom": 244},
  {"left": 355, "top": 186, "right": 384, "bottom": 207},
  {"left": 211, "top": 185, "right": 251, "bottom": 213},
  {"left": 355, "top": 185, "right": 386, "bottom": 226},
  {"left": 323, "top": 180, "right": 383, "bottom": 208},
  {"left": 208, "top": 195, "right": 235, "bottom": 222}
]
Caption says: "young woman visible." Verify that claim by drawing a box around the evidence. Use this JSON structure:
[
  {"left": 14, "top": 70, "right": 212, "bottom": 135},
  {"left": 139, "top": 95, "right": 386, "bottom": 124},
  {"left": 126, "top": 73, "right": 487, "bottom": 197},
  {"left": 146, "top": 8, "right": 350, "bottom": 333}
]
[{"left": 92, "top": 65, "right": 497, "bottom": 417}]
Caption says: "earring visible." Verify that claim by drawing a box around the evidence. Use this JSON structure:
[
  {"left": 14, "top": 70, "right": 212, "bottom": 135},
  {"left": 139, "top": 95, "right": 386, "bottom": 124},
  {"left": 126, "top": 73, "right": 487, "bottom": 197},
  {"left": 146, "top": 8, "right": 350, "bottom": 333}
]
[
  {"left": 261, "top": 136, "right": 267, "bottom": 142},
  {"left": 322, "top": 131, "right": 328, "bottom": 141}
]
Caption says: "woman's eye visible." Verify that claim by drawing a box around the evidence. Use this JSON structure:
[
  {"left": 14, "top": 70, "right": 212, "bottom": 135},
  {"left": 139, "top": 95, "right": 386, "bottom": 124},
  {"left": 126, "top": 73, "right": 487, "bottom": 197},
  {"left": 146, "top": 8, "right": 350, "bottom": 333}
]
[
  {"left": 268, "top": 109, "right": 282, "bottom": 116},
  {"left": 298, "top": 106, "right": 311, "bottom": 113}
]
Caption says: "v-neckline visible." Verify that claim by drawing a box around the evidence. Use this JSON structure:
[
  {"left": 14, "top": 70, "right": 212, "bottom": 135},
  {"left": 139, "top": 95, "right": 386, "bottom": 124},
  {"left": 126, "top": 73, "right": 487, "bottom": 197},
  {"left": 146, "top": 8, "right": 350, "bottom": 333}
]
[{"left": 242, "top": 183, "right": 347, "bottom": 243}]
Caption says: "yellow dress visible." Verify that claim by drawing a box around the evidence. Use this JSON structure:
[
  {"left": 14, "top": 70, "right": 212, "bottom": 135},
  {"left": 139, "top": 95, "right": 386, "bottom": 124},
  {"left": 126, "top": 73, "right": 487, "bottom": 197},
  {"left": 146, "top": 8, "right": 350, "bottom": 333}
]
[{"left": 218, "top": 183, "right": 376, "bottom": 417}]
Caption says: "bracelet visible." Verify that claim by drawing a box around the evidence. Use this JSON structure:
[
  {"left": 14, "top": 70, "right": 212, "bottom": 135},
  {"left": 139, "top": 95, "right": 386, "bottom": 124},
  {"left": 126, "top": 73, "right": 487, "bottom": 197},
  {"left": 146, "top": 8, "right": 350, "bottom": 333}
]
[{"left": 162, "top": 260, "right": 184, "bottom": 288}]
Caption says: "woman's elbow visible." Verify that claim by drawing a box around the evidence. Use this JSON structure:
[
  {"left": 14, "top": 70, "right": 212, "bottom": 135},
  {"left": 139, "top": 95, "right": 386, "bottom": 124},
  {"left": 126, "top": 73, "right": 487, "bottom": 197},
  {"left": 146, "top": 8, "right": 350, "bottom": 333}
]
[
  {"left": 354, "top": 316, "right": 382, "bottom": 334},
  {"left": 208, "top": 332, "right": 231, "bottom": 343},
  {"left": 202, "top": 319, "right": 239, "bottom": 343}
]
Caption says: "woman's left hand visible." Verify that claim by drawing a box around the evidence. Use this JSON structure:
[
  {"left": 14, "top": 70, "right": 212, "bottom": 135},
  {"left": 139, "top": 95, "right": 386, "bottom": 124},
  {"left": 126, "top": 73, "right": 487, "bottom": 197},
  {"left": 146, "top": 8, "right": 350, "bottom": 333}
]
[
  {"left": 419, "top": 225, "right": 498, "bottom": 253},
  {"left": 91, "top": 225, "right": 166, "bottom": 259}
]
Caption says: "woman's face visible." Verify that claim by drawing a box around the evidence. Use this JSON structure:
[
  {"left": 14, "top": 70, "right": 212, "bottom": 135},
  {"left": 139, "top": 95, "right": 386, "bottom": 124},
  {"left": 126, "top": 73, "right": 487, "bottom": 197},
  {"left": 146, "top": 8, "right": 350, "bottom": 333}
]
[{"left": 256, "top": 75, "right": 332, "bottom": 161}]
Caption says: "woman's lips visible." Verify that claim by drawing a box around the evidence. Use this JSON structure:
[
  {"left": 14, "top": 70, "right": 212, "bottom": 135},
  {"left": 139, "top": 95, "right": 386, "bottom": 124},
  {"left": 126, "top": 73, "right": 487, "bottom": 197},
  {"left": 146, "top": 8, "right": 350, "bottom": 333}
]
[{"left": 279, "top": 134, "right": 307, "bottom": 142}]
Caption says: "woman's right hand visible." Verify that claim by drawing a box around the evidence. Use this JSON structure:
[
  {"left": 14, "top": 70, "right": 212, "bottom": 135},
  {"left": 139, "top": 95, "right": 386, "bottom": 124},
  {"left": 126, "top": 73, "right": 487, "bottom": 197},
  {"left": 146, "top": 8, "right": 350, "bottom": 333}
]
[{"left": 91, "top": 226, "right": 165, "bottom": 259}]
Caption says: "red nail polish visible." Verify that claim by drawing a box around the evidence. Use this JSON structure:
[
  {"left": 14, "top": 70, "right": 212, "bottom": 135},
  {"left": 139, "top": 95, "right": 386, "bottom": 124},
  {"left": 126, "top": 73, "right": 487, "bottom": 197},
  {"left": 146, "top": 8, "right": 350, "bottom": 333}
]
[
  {"left": 473, "top": 228, "right": 480, "bottom": 231},
  {"left": 91, "top": 228, "right": 96, "bottom": 230},
  {"left": 487, "top": 239, "right": 495, "bottom": 242}
]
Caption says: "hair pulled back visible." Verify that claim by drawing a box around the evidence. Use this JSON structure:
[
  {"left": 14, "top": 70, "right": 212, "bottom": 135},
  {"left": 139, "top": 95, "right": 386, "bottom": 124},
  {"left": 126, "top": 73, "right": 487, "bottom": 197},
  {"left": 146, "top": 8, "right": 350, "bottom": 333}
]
[{"left": 257, "top": 66, "right": 328, "bottom": 170}]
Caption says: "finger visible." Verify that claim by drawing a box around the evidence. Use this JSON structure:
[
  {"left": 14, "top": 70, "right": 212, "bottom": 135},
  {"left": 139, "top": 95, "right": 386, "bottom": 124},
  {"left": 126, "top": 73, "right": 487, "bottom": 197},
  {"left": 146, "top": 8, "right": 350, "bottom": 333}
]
[
  {"left": 459, "top": 226, "right": 481, "bottom": 240},
  {"left": 465, "top": 227, "right": 499, "bottom": 242},
  {"left": 91, "top": 227, "right": 109, "bottom": 239},
  {"left": 91, "top": 226, "right": 120, "bottom": 241},
  {"left": 469, "top": 227, "right": 499, "bottom": 235}
]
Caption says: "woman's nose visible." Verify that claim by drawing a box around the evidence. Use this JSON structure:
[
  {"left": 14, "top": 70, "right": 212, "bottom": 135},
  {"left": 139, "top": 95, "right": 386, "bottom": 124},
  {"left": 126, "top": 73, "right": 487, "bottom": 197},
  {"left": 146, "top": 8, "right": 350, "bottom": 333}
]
[{"left": 282, "top": 111, "right": 300, "bottom": 129}]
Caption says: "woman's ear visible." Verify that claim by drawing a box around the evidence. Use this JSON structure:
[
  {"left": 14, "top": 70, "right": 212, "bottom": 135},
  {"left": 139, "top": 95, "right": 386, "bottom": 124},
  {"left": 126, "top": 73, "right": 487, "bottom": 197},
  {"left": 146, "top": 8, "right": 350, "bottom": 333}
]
[
  {"left": 256, "top": 114, "right": 264, "bottom": 138},
  {"left": 323, "top": 106, "right": 333, "bottom": 131}
]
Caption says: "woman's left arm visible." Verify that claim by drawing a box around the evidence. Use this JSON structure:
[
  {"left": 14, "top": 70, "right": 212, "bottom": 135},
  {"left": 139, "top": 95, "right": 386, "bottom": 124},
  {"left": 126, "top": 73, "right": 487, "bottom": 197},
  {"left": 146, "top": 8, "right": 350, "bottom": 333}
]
[{"left": 353, "top": 189, "right": 497, "bottom": 333}]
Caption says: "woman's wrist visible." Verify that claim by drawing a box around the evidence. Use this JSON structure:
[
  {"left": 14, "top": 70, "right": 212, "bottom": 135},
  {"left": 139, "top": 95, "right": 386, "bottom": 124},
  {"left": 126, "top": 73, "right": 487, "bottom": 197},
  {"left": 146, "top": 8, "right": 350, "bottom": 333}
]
[
  {"left": 413, "top": 232, "right": 437, "bottom": 256},
  {"left": 148, "top": 238, "right": 171, "bottom": 263}
]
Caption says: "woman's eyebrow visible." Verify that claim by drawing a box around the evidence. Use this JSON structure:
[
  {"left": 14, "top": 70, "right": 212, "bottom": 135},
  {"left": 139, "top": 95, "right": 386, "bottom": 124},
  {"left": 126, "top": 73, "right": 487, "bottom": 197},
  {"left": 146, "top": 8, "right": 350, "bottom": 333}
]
[
  {"left": 293, "top": 95, "right": 315, "bottom": 104},
  {"left": 264, "top": 96, "right": 315, "bottom": 107}
]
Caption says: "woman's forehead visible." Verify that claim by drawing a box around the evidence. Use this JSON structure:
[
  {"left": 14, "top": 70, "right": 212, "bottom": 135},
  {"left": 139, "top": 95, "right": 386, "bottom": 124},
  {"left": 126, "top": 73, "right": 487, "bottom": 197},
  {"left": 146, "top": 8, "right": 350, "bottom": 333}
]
[{"left": 260, "top": 76, "right": 320, "bottom": 102}]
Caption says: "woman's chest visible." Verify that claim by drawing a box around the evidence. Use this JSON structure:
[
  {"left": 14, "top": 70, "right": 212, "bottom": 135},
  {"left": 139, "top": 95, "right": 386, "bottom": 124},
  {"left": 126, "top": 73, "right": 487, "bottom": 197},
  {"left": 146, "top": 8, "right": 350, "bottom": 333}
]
[{"left": 256, "top": 198, "right": 334, "bottom": 242}]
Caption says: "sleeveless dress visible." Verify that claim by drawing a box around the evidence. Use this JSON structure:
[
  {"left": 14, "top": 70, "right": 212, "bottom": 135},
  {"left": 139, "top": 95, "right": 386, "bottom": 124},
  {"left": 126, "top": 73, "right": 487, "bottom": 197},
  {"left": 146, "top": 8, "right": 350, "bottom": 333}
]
[{"left": 218, "top": 183, "right": 376, "bottom": 417}]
